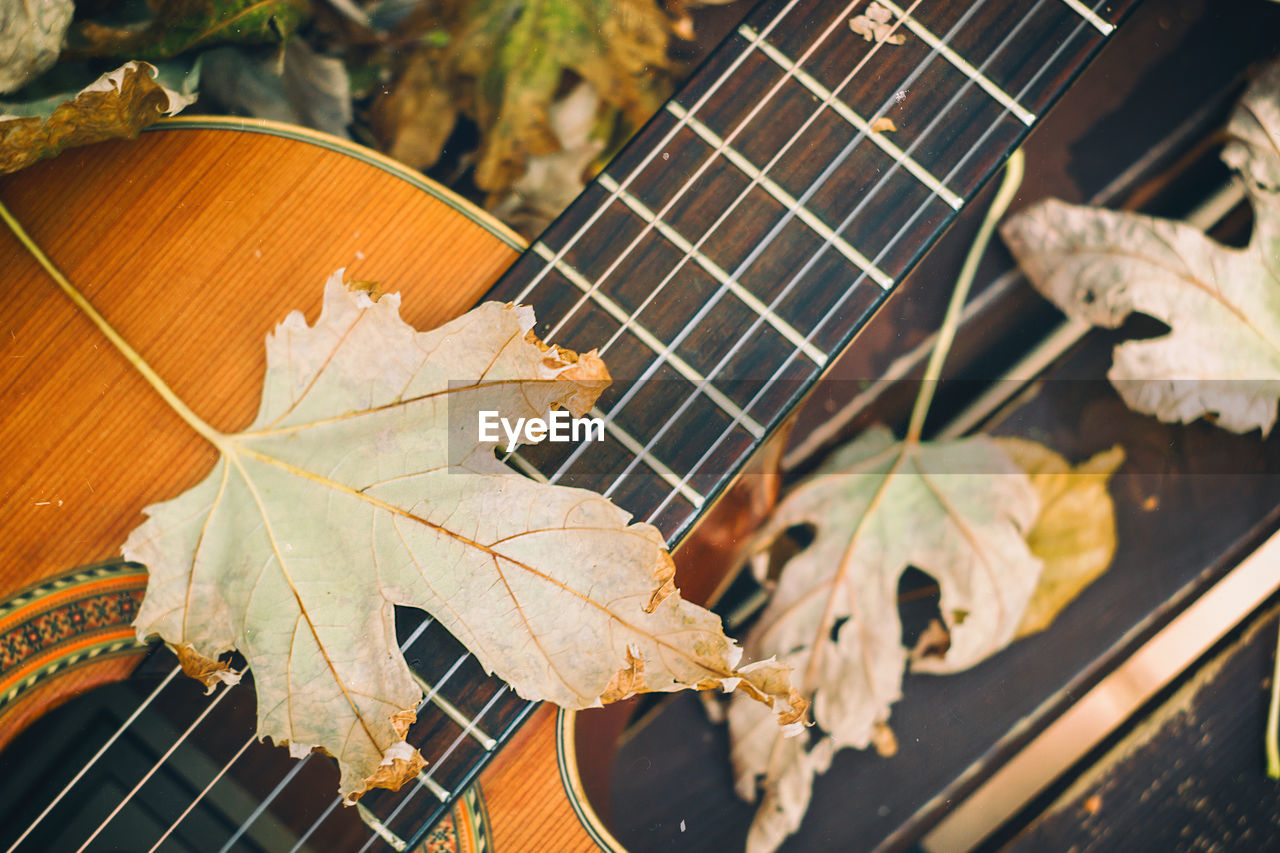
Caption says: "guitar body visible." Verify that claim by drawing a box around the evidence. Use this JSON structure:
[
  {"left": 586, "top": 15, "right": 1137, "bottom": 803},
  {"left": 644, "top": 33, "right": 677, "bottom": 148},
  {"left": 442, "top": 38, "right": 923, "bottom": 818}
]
[{"left": 0, "top": 119, "right": 777, "bottom": 851}]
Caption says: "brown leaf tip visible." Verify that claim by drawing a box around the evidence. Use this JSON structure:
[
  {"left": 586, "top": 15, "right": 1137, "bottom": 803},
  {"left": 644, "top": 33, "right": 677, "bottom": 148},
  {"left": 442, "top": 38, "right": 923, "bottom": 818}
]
[
  {"left": 172, "top": 643, "right": 241, "bottom": 692},
  {"left": 600, "top": 646, "right": 647, "bottom": 704},
  {"left": 347, "top": 742, "right": 428, "bottom": 805},
  {"left": 346, "top": 279, "right": 386, "bottom": 302}
]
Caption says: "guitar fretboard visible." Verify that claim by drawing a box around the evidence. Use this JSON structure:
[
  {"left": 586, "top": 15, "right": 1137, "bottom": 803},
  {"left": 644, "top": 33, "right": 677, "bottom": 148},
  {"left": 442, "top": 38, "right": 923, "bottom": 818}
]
[{"left": 352, "top": 0, "right": 1137, "bottom": 847}]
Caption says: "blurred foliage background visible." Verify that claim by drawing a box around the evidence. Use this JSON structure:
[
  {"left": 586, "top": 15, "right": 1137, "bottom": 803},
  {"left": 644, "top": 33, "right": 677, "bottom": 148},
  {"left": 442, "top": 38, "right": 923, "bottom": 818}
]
[{"left": 0, "top": 0, "right": 750, "bottom": 236}]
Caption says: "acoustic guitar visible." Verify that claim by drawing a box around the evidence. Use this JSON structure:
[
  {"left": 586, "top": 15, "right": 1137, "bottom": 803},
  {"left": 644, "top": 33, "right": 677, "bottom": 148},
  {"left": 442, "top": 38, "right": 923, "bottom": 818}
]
[{"left": 0, "top": 0, "right": 1137, "bottom": 849}]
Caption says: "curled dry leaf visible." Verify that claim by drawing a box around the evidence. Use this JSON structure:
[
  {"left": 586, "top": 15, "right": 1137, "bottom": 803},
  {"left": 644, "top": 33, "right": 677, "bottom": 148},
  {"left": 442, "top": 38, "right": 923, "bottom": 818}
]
[
  {"left": 730, "top": 426, "right": 1042, "bottom": 853},
  {"left": 0, "top": 0, "right": 75, "bottom": 94},
  {"left": 0, "top": 61, "right": 195, "bottom": 176},
  {"left": 998, "top": 439, "right": 1124, "bottom": 638},
  {"left": 370, "top": 0, "right": 674, "bottom": 196},
  {"left": 128, "top": 273, "right": 802, "bottom": 803},
  {"left": 1002, "top": 58, "right": 1280, "bottom": 435}
]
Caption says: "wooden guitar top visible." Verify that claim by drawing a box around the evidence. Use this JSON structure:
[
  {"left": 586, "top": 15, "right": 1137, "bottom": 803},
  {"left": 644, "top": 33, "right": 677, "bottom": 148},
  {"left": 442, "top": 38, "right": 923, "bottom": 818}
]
[{"left": 0, "top": 119, "right": 520, "bottom": 741}]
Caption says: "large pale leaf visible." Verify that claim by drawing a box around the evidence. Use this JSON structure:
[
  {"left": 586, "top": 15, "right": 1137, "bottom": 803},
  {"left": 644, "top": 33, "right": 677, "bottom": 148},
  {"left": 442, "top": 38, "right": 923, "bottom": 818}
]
[
  {"left": 0, "top": 0, "right": 74, "bottom": 94},
  {"left": 729, "top": 427, "right": 1042, "bottom": 853},
  {"left": 127, "top": 273, "right": 803, "bottom": 802},
  {"left": 0, "top": 61, "right": 196, "bottom": 175},
  {"left": 1001, "top": 59, "right": 1280, "bottom": 435}
]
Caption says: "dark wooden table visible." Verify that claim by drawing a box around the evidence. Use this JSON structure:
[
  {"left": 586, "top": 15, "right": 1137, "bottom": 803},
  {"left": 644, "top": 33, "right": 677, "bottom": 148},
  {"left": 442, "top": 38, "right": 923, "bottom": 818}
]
[{"left": 610, "top": 0, "right": 1280, "bottom": 850}]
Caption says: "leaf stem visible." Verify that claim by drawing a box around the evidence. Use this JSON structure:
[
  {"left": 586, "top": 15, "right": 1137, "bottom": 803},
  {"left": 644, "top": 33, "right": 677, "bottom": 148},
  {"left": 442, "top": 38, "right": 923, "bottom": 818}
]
[
  {"left": 0, "top": 198, "right": 226, "bottom": 450},
  {"left": 904, "top": 149, "right": 1026, "bottom": 445},
  {"left": 1268, "top": 619, "right": 1280, "bottom": 778}
]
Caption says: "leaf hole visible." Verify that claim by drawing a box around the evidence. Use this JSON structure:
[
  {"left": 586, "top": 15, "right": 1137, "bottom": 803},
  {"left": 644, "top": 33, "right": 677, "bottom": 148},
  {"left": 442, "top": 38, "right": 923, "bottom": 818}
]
[{"left": 897, "top": 567, "right": 943, "bottom": 651}]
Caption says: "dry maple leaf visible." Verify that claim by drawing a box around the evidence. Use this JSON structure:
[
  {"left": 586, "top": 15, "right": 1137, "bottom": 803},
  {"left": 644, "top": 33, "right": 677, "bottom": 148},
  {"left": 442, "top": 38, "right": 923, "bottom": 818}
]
[
  {"left": 0, "top": 61, "right": 195, "bottom": 175},
  {"left": 729, "top": 427, "right": 1042, "bottom": 853},
  {"left": 1001, "top": 59, "right": 1280, "bottom": 435},
  {"left": 126, "top": 272, "right": 803, "bottom": 803}
]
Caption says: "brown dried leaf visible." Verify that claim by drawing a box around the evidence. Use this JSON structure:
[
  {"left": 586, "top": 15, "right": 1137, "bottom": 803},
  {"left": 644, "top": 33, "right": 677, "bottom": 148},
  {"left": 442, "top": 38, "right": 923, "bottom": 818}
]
[
  {"left": 370, "top": 0, "right": 674, "bottom": 196},
  {"left": 0, "top": 0, "right": 75, "bottom": 94},
  {"left": 850, "top": 1, "right": 906, "bottom": 45},
  {"left": 0, "top": 61, "right": 195, "bottom": 176}
]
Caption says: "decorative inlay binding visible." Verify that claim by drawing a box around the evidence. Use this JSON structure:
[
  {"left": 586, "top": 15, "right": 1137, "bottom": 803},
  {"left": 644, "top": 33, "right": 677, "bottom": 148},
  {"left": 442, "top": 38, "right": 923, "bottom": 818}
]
[{"left": 0, "top": 560, "right": 149, "bottom": 709}]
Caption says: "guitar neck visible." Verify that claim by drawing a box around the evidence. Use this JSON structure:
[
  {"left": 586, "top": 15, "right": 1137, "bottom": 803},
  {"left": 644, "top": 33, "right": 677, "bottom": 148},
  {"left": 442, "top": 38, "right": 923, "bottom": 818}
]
[
  {"left": 481, "top": 0, "right": 1131, "bottom": 539},
  {"left": 359, "top": 0, "right": 1141, "bottom": 846}
]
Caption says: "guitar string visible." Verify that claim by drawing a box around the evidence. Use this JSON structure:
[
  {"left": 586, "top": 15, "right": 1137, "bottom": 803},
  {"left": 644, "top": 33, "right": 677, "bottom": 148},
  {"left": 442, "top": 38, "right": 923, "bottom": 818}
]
[
  {"left": 76, "top": 676, "right": 236, "bottom": 852},
  {"left": 280, "top": 3, "right": 1055, "bottom": 847},
  {"left": 534, "top": 0, "right": 875, "bottom": 346},
  {"left": 218, "top": 647, "right": 473, "bottom": 853},
  {"left": 1, "top": 665, "right": 180, "bottom": 853},
  {"left": 190, "top": 3, "right": 880, "bottom": 849},
  {"left": 186, "top": 3, "right": 1072, "bottom": 849},
  {"left": 285, "top": 683, "right": 510, "bottom": 853},
  {"left": 352, "top": 686, "right": 511, "bottom": 853},
  {"left": 22, "top": 3, "right": 1106, "bottom": 851},
  {"left": 75, "top": 615, "right": 438, "bottom": 851},
  {"left": 15, "top": 612, "right": 432, "bottom": 850},
  {"left": 638, "top": 0, "right": 1071, "bottom": 523},
  {"left": 644, "top": 0, "right": 1102, "bottom": 524},
  {"left": 542, "top": 0, "right": 989, "bottom": 492},
  {"left": 506, "top": 0, "right": 808, "bottom": 309},
  {"left": 13, "top": 2, "right": 807, "bottom": 839},
  {"left": 250, "top": 6, "right": 900, "bottom": 850}
]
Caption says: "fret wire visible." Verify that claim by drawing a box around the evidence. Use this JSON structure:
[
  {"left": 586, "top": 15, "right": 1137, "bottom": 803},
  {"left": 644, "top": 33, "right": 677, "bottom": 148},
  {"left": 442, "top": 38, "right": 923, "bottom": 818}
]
[
  {"left": 540, "top": 0, "right": 893, "bottom": 491},
  {"left": 1059, "top": 0, "right": 1114, "bottom": 34},
  {"left": 411, "top": 666, "right": 496, "bottom": 750},
  {"left": 595, "top": 173, "right": 828, "bottom": 362},
  {"left": 581, "top": 0, "right": 988, "bottom": 508},
  {"left": 533, "top": 2, "right": 866, "bottom": 365},
  {"left": 876, "top": 0, "right": 1037, "bottom": 125},
  {"left": 356, "top": 805, "right": 407, "bottom": 852},
  {"left": 511, "top": 0, "right": 810, "bottom": 308},
  {"left": 732, "top": 32, "right": 964, "bottom": 211},
  {"left": 504, "top": 450, "right": 549, "bottom": 482},
  {"left": 356, "top": 687, "right": 511, "bottom": 853},
  {"left": 646, "top": 0, "right": 1095, "bottom": 524},
  {"left": 3, "top": 665, "right": 180, "bottom": 853},
  {"left": 531, "top": 241, "right": 762, "bottom": 437},
  {"left": 594, "top": 406, "right": 706, "bottom": 507}
]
